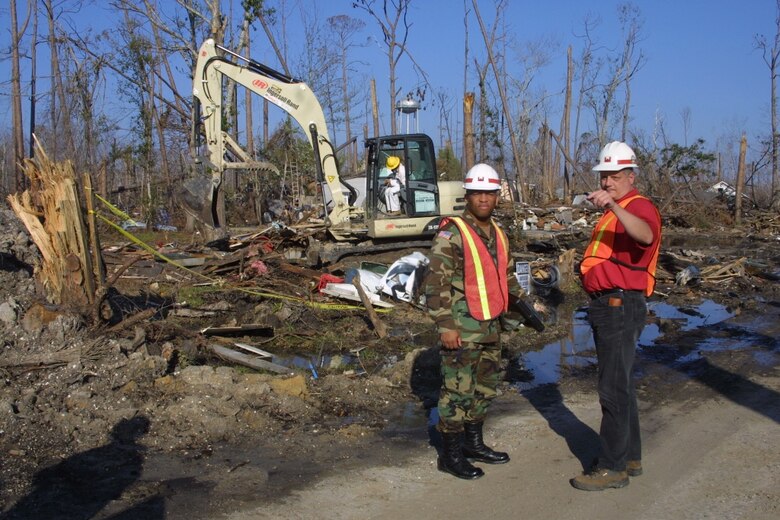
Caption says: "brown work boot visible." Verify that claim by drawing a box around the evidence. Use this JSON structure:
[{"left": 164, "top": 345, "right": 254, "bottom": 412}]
[
  {"left": 627, "top": 460, "right": 643, "bottom": 476},
  {"left": 570, "top": 467, "right": 629, "bottom": 491}
]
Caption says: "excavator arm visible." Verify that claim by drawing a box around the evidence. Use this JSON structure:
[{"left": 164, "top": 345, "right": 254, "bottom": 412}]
[{"left": 185, "top": 39, "right": 357, "bottom": 239}]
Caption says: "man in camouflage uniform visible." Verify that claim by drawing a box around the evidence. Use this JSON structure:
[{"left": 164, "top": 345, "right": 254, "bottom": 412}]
[{"left": 424, "top": 163, "right": 522, "bottom": 480}]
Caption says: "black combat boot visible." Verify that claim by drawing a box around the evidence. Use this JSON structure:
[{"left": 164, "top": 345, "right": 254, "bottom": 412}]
[
  {"left": 438, "top": 431, "right": 484, "bottom": 480},
  {"left": 462, "top": 421, "right": 510, "bottom": 464}
]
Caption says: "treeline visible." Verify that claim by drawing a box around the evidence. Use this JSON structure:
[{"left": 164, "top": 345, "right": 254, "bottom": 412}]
[{"left": 3, "top": 0, "right": 779, "bottom": 222}]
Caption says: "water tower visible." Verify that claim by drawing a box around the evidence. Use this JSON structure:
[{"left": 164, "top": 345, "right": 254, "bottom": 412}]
[{"left": 395, "top": 97, "right": 420, "bottom": 134}]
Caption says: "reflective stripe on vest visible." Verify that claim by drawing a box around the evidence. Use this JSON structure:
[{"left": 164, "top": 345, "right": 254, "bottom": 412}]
[
  {"left": 444, "top": 216, "right": 509, "bottom": 320},
  {"left": 580, "top": 194, "right": 661, "bottom": 296}
]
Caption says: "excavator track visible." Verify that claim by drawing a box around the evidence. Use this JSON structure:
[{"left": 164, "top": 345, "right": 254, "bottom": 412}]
[{"left": 315, "top": 239, "right": 434, "bottom": 265}]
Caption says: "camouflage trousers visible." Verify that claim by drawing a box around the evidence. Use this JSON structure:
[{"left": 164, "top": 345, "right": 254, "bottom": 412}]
[{"left": 437, "top": 342, "right": 502, "bottom": 433}]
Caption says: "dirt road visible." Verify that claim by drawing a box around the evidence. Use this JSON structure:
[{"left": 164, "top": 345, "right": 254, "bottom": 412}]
[
  {"left": 223, "top": 307, "right": 779, "bottom": 520},
  {"left": 232, "top": 398, "right": 779, "bottom": 520}
]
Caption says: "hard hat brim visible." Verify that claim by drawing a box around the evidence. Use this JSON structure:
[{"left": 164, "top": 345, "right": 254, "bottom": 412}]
[{"left": 593, "top": 163, "right": 638, "bottom": 172}]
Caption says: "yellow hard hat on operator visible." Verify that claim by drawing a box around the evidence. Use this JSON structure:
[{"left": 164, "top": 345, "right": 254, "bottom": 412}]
[{"left": 386, "top": 156, "right": 401, "bottom": 170}]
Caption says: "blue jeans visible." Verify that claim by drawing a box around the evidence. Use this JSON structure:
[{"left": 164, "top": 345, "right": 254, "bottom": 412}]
[{"left": 588, "top": 290, "right": 647, "bottom": 471}]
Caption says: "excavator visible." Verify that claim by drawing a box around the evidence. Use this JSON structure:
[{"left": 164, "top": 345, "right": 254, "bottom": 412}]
[{"left": 179, "top": 39, "right": 466, "bottom": 264}]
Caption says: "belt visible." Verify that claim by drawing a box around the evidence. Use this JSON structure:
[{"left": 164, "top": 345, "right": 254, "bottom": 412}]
[{"left": 588, "top": 288, "right": 642, "bottom": 299}]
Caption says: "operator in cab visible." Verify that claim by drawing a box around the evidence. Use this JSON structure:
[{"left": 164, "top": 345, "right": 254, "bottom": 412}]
[{"left": 382, "top": 156, "right": 406, "bottom": 215}]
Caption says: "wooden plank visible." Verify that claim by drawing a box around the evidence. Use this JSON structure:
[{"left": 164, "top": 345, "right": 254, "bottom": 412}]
[
  {"left": 200, "top": 324, "right": 275, "bottom": 337},
  {"left": 319, "top": 285, "right": 395, "bottom": 308},
  {"left": 208, "top": 344, "right": 291, "bottom": 374},
  {"left": 232, "top": 342, "right": 274, "bottom": 359}
]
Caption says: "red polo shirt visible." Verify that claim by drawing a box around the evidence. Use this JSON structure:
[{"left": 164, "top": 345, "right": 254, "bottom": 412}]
[{"left": 581, "top": 189, "right": 661, "bottom": 293}]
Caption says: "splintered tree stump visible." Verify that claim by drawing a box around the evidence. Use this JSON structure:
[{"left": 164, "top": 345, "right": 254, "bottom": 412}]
[{"left": 7, "top": 142, "right": 99, "bottom": 313}]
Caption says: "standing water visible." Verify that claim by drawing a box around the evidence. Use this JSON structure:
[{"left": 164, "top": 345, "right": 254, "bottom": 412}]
[{"left": 508, "top": 299, "right": 737, "bottom": 390}]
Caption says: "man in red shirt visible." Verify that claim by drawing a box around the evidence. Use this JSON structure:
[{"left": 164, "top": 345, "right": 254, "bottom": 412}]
[{"left": 571, "top": 141, "right": 662, "bottom": 491}]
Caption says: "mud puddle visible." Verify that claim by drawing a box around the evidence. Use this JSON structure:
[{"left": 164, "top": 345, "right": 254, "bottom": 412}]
[
  {"left": 272, "top": 353, "right": 357, "bottom": 377},
  {"left": 507, "top": 299, "right": 742, "bottom": 390}
]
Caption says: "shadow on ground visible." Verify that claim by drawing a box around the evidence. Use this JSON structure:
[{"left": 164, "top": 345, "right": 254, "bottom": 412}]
[{"left": 1, "top": 416, "right": 164, "bottom": 520}]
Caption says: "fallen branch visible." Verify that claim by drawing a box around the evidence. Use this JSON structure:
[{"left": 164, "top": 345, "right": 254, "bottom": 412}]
[
  {"left": 106, "top": 308, "right": 157, "bottom": 333},
  {"left": 352, "top": 274, "right": 388, "bottom": 338},
  {"left": 0, "top": 345, "right": 85, "bottom": 369}
]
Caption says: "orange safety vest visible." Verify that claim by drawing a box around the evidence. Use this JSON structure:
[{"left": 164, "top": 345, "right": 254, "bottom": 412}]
[
  {"left": 443, "top": 216, "right": 509, "bottom": 320},
  {"left": 580, "top": 194, "right": 661, "bottom": 296}
]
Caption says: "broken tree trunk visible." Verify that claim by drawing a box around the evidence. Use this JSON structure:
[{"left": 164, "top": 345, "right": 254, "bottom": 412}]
[
  {"left": 7, "top": 141, "right": 101, "bottom": 314},
  {"left": 352, "top": 273, "right": 388, "bottom": 338},
  {"left": 735, "top": 134, "right": 747, "bottom": 225},
  {"left": 463, "top": 92, "right": 476, "bottom": 172}
]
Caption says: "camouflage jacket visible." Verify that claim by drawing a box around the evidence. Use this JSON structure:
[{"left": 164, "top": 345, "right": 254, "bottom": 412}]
[{"left": 423, "top": 211, "right": 520, "bottom": 344}]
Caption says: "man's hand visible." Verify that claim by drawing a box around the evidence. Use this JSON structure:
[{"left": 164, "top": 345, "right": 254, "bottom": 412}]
[
  {"left": 586, "top": 189, "right": 614, "bottom": 209},
  {"left": 440, "top": 330, "right": 462, "bottom": 350}
]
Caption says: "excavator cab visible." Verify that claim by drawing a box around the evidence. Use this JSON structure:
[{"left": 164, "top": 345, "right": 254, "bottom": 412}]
[
  {"left": 363, "top": 133, "right": 466, "bottom": 240},
  {"left": 366, "top": 134, "right": 440, "bottom": 220}
]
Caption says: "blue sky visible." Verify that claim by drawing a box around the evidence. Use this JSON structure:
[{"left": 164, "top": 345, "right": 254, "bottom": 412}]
[
  {"left": 0, "top": 0, "right": 777, "bottom": 156},
  {"left": 360, "top": 0, "right": 777, "bottom": 148}
]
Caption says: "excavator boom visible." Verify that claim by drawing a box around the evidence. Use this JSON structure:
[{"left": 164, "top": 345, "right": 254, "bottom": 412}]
[{"left": 184, "top": 39, "right": 356, "bottom": 239}]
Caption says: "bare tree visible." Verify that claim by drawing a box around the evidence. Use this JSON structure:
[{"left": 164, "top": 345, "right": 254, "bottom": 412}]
[
  {"left": 146, "top": 0, "right": 185, "bottom": 116},
  {"left": 561, "top": 45, "right": 573, "bottom": 203},
  {"left": 353, "top": 0, "right": 412, "bottom": 135},
  {"left": 506, "top": 35, "right": 557, "bottom": 202},
  {"left": 462, "top": 0, "right": 470, "bottom": 166},
  {"left": 618, "top": 4, "right": 645, "bottom": 141},
  {"left": 472, "top": 0, "right": 530, "bottom": 201},
  {"left": 295, "top": 8, "right": 340, "bottom": 135},
  {"left": 572, "top": 14, "right": 599, "bottom": 164},
  {"left": 474, "top": 59, "right": 492, "bottom": 161},
  {"left": 680, "top": 106, "right": 692, "bottom": 147},
  {"left": 242, "top": 23, "right": 255, "bottom": 157},
  {"left": 467, "top": 2, "right": 498, "bottom": 164},
  {"left": 435, "top": 89, "right": 455, "bottom": 151},
  {"left": 66, "top": 49, "right": 99, "bottom": 173},
  {"left": 254, "top": 2, "right": 293, "bottom": 146},
  {"left": 79, "top": 0, "right": 215, "bottom": 186},
  {"left": 755, "top": 0, "right": 780, "bottom": 210},
  {"left": 29, "top": 1, "right": 38, "bottom": 160},
  {"left": 589, "top": 3, "right": 644, "bottom": 146},
  {"left": 10, "top": 0, "right": 32, "bottom": 190},
  {"left": 328, "top": 14, "right": 366, "bottom": 172},
  {"left": 117, "top": 10, "right": 158, "bottom": 198}
]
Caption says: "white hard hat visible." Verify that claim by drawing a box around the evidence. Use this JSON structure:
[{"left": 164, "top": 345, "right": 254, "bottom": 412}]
[
  {"left": 593, "top": 141, "right": 638, "bottom": 172},
  {"left": 463, "top": 163, "right": 501, "bottom": 191}
]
